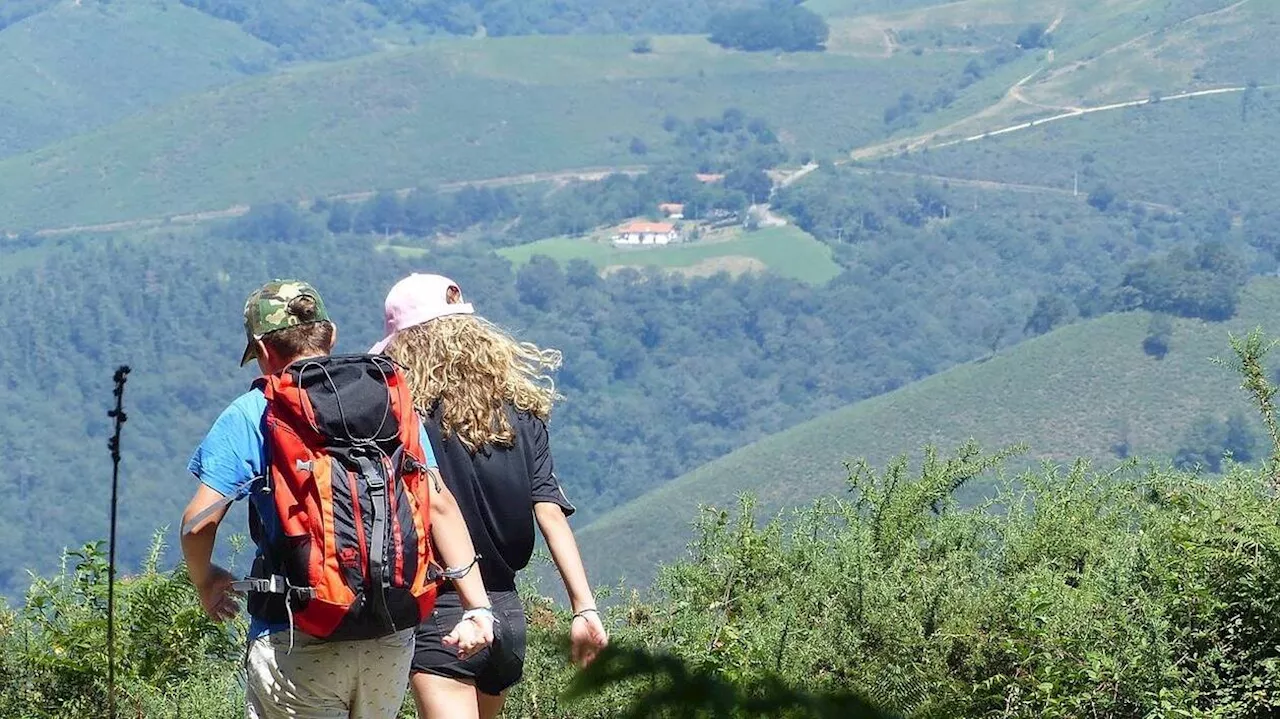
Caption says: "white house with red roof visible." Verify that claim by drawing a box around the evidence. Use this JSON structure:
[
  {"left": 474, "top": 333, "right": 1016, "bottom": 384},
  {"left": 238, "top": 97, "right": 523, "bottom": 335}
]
[{"left": 613, "top": 221, "right": 679, "bottom": 245}]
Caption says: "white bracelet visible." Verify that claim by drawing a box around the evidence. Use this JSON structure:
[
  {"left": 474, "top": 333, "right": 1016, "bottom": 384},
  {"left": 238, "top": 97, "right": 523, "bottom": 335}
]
[{"left": 462, "top": 607, "right": 493, "bottom": 624}]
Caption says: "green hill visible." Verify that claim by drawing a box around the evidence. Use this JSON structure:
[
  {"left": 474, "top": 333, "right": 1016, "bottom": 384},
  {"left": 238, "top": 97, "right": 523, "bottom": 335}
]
[
  {"left": 0, "top": 1, "right": 275, "bottom": 158},
  {"left": 840, "top": 0, "right": 1275, "bottom": 160},
  {"left": 0, "top": 34, "right": 960, "bottom": 231},
  {"left": 0, "top": 0, "right": 1258, "bottom": 232},
  {"left": 576, "top": 279, "right": 1280, "bottom": 589},
  {"left": 882, "top": 88, "right": 1280, "bottom": 215}
]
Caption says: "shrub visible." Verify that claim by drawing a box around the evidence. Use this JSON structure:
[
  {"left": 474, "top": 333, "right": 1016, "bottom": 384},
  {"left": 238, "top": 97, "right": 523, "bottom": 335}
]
[
  {"left": 1143, "top": 312, "right": 1173, "bottom": 358},
  {"left": 0, "top": 535, "right": 243, "bottom": 718}
]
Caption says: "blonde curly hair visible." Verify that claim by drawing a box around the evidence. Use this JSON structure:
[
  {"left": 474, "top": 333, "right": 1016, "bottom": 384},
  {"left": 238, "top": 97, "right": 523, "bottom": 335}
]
[{"left": 385, "top": 315, "right": 562, "bottom": 453}]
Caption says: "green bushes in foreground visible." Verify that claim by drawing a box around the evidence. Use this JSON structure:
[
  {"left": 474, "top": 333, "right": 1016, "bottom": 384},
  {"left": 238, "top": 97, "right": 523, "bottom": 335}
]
[{"left": 6, "top": 330, "right": 1280, "bottom": 717}]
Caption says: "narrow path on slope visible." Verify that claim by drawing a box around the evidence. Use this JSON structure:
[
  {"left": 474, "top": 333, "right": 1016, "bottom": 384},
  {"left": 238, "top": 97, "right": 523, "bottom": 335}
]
[
  {"left": 930, "top": 85, "right": 1251, "bottom": 152},
  {"left": 849, "top": 0, "right": 1253, "bottom": 161}
]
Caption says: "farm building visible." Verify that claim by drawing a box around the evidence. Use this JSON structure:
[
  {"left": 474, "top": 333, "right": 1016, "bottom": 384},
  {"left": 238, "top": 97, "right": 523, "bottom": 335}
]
[
  {"left": 658, "top": 202, "right": 685, "bottom": 219},
  {"left": 614, "top": 221, "right": 679, "bottom": 245}
]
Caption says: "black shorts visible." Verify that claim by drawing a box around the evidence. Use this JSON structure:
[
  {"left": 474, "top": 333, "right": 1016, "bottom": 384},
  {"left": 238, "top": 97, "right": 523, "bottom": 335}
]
[{"left": 411, "top": 589, "right": 526, "bottom": 696}]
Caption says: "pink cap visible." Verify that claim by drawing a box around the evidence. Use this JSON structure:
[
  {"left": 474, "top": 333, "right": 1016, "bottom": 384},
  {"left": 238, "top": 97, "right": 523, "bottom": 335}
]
[{"left": 368, "top": 273, "right": 474, "bottom": 354}]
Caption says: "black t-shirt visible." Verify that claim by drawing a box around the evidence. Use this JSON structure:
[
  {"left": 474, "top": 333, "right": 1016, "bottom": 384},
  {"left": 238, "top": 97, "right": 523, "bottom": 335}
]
[{"left": 420, "top": 402, "right": 575, "bottom": 592}]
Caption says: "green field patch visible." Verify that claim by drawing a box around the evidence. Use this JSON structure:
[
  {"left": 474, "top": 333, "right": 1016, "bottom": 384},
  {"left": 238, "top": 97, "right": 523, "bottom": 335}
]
[{"left": 497, "top": 225, "right": 841, "bottom": 285}]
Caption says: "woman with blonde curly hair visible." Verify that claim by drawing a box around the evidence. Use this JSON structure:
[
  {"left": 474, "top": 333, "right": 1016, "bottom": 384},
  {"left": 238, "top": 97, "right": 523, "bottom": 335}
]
[{"left": 369, "top": 273, "right": 608, "bottom": 719}]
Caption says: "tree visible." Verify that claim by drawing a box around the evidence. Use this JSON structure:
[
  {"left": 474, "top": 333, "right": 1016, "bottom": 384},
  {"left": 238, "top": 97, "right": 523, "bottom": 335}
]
[
  {"left": 402, "top": 187, "right": 446, "bottom": 235},
  {"left": 1175, "top": 415, "right": 1229, "bottom": 472},
  {"left": 1143, "top": 313, "right": 1173, "bottom": 359},
  {"left": 631, "top": 36, "right": 652, "bottom": 54},
  {"left": 1111, "top": 419, "right": 1132, "bottom": 459},
  {"left": 706, "top": 3, "right": 828, "bottom": 52},
  {"left": 1024, "top": 294, "right": 1071, "bottom": 337},
  {"left": 354, "top": 190, "right": 405, "bottom": 236},
  {"left": 1015, "top": 23, "right": 1049, "bottom": 49},
  {"left": 226, "top": 202, "right": 316, "bottom": 244},
  {"left": 962, "top": 58, "right": 984, "bottom": 83},
  {"left": 629, "top": 137, "right": 649, "bottom": 156},
  {"left": 516, "top": 255, "right": 565, "bottom": 310},
  {"left": 1175, "top": 413, "right": 1259, "bottom": 471},
  {"left": 326, "top": 200, "right": 354, "bottom": 234},
  {"left": 1120, "top": 242, "right": 1247, "bottom": 321},
  {"left": 1087, "top": 184, "right": 1116, "bottom": 211},
  {"left": 724, "top": 167, "right": 772, "bottom": 204},
  {"left": 1242, "top": 79, "right": 1259, "bottom": 121}
]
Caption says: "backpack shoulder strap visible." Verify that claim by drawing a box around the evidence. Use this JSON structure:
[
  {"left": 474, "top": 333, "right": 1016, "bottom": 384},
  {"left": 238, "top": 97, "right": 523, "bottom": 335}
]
[{"left": 180, "top": 474, "right": 265, "bottom": 536}]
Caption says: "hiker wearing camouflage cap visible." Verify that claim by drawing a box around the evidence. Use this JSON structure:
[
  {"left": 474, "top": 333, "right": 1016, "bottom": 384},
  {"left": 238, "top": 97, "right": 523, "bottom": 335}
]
[
  {"left": 239, "top": 279, "right": 332, "bottom": 366},
  {"left": 180, "top": 279, "right": 495, "bottom": 719}
]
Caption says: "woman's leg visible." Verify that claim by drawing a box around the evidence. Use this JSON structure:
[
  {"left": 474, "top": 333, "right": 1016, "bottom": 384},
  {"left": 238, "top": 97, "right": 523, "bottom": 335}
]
[
  {"left": 411, "top": 672, "right": 481, "bottom": 719},
  {"left": 477, "top": 690, "right": 508, "bottom": 719}
]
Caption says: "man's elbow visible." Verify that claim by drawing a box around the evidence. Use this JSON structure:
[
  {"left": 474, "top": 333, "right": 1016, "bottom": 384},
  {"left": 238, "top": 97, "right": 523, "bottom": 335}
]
[{"left": 180, "top": 501, "right": 213, "bottom": 538}]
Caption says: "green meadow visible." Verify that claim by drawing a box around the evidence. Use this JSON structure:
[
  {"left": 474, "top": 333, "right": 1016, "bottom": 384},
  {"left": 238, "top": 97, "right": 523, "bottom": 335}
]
[{"left": 496, "top": 225, "right": 842, "bottom": 285}]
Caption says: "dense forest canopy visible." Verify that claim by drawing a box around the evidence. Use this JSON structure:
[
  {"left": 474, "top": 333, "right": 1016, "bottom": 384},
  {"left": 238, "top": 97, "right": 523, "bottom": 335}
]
[{"left": 706, "top": 0, "right": 829, "bottom": 52}]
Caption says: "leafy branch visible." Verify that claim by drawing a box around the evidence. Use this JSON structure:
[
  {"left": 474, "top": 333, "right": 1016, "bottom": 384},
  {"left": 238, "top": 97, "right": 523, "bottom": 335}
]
[{"left": 1216, "top": 328, "right": 1280, "bottom": 485}]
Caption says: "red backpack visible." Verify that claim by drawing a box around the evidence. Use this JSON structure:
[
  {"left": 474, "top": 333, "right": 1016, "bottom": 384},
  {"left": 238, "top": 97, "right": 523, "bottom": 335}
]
[{"left": 238, "top": 354, "right": 441, "bottom": 640}]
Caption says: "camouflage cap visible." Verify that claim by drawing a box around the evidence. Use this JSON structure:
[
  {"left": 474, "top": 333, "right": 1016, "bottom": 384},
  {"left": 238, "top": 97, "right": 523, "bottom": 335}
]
[{"left": 239, "top": 279, "right": 331, "bottom": 366}]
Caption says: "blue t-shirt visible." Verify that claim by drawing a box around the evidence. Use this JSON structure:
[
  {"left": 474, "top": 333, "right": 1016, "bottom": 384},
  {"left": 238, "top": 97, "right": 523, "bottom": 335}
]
[{"left": 188, "top": 388, "right": 438, "bottom": 639}]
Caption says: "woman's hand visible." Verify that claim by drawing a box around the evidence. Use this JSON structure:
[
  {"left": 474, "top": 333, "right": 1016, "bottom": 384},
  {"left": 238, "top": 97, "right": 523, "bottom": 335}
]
[
  {"left": 443, "top": 608, "right": 495, "bottom": 659},
  {"left": 570, "top": 608, "right": 608, "bottom": 667}
]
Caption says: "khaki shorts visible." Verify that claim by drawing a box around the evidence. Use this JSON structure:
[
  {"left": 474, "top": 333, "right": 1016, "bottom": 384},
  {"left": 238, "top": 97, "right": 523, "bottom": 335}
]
[{"left": 246, "top": 628, "right": 414, "bottom": 719}]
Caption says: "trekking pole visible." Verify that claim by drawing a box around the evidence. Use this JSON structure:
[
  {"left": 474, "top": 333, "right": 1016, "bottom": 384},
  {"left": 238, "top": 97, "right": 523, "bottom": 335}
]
[{"left": 106, "top": 365, "right": 131, "bottom": 719}]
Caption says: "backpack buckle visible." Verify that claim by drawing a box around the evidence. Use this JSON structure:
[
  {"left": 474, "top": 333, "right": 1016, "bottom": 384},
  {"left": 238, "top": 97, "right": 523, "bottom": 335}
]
[
  {"left": 295, "top": 459, "right": 314, "bottom": 474},
  {"left": 401, "top": 453, "right": 424, "bottom": 474}
]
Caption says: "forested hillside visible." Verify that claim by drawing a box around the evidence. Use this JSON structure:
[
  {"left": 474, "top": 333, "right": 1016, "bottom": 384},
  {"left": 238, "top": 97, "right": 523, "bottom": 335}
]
[
  {"left": 577, "top": 280, "right": 1280, "bottom": 588},
  {"left": 0, "top": 0, "right": 1273, "bottom": 600},
  {"left": 0, "top": 140, "right": 1259, "bottom": 593}
]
